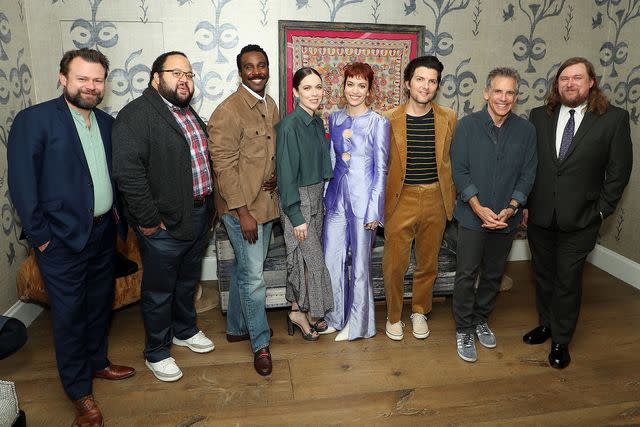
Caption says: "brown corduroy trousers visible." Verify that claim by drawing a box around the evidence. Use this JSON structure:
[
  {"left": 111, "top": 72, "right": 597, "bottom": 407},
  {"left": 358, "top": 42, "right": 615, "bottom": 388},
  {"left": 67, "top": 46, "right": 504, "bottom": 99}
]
[{"left": 383, "top": 183, "right": 446, "bottom": 324}]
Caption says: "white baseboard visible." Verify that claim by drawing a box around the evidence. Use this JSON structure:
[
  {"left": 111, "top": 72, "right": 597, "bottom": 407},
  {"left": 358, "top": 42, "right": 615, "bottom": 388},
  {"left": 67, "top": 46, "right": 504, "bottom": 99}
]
[
  {"left": 508, "top": 238, "right": 531, "bottom": 261},
  {"left": 587, "top": 244, "right": 640, "bottom": 291},
  {"left": 507, "top": 239, "right": 640, "bottom": 291},
  {"left": 201, "top": 255, "right": 218, "bottom": 281},
  {"left": 2, "top": 253, "right": 218, "bottom": 328},
  {"left": 3, "top": 301, "right": 43, "bottom": 327}
]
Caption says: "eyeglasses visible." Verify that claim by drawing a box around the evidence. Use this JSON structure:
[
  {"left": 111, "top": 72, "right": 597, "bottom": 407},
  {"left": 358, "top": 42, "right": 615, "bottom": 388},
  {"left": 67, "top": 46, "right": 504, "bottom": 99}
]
[{"left": 159, "top": 69, "right": 196, "bottom": 80}]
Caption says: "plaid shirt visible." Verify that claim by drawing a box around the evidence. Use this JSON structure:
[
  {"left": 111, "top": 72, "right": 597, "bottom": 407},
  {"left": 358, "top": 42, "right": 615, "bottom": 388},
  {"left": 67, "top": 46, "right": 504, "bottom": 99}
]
[{"left": 163, "top": 99, "right": 213, "bottom": 199}]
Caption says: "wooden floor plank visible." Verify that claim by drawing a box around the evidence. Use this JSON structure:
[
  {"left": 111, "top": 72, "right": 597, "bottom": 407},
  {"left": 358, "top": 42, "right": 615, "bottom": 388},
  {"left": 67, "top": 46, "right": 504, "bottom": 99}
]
[{"left": 2, "top": 261, "right": 639, "bottom": 425}]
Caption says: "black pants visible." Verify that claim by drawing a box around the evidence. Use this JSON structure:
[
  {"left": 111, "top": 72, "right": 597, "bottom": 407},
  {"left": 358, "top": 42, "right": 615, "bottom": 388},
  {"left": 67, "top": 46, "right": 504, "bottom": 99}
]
[
  {"left": 527, "top": 220, "right": 599, "bottom": 345},
  {"left": 453, "top": 226, "right": 515, "bottom": 333},
  {"left": 0, "top": 316, "right": 27, "bottom": 359},
  {"left": 34, "top": 217, "right": 115, "bottom": 400},
  {"left": 135, "top": 203, "right": 212, "bottom": 362}
]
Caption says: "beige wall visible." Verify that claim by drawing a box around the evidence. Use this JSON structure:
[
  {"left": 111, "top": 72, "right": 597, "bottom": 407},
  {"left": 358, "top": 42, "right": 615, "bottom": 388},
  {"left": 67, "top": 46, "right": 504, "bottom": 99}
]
[{"left": 1, "top": 0, "right": 638, "bottom": 312}]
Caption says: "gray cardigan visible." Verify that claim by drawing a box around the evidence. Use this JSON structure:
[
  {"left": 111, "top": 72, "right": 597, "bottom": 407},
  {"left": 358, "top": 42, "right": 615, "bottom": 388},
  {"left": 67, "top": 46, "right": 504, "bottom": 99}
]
[{"left": 112, "top": 87, "right": 213, "bottom": 240}]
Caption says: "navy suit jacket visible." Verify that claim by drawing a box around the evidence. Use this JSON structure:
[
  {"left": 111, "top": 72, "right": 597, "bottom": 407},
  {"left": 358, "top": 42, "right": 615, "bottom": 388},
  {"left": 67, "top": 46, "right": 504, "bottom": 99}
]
[{"left": 8, "top": 95, "right": 126, "bottom": 252}]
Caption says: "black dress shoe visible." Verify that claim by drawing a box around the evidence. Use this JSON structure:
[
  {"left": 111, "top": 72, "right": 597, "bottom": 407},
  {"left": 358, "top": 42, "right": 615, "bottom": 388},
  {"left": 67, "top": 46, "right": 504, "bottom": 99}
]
[
  {"left": 254, "top": 346, "right": 272, "bottom": 376},
  {"left": 522, "top": 325, "right": 551, "bottom": 345},
  {"left": 548, "top": 342, "right": 571, "bottom": 369},
  {"left": 226, "top": 328, "right": 273, "bottom": 343}
]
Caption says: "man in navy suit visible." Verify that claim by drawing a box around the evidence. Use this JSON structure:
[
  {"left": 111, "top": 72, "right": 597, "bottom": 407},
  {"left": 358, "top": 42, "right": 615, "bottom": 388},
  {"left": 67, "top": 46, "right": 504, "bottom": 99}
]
[
  {"left": 8, "top": 48, "right": 135, "bottom": 427},
  {"left": 525, "top": 57, "right": 633, "bottom": 369}
]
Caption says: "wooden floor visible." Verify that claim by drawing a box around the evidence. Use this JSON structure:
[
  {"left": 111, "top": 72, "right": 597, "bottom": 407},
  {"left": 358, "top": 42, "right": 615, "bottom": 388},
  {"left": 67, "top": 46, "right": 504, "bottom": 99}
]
[{"left": 2, "top": 261, "right": 640, "bottom": 426}]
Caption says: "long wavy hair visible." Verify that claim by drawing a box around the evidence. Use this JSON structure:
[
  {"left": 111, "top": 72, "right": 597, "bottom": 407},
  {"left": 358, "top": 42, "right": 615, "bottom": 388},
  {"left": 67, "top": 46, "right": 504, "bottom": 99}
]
[{"left": 545, "top": 57, "right": 609, "bottom": 116}]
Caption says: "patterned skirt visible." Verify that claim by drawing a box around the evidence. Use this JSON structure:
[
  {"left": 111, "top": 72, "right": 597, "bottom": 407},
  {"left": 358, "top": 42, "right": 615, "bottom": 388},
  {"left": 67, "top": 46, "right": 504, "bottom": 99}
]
[{"left": 281, "top": 181, "right": 334, "bottom": 318}]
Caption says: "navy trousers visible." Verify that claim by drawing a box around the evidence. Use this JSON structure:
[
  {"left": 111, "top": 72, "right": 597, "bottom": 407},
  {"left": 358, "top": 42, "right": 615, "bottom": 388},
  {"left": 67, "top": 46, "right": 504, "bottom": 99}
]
[
  {"left": 35, "top": 217, "right": 115, "bottom": 400},
  {"left": 135, "top": 203, "right": 212, "bottom": 362}
]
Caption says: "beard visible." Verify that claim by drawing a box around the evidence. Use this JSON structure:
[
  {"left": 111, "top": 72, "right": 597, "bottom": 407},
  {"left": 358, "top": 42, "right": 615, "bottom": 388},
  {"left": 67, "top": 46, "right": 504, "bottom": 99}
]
[
  {"left": 560, "top": 95, "right": 588, "bottom": 108},
  {"left": 158, "top": 78, "right": 193, "bottom": 108},
  {"left": 559, "top": 90, "right": 589, "bottom": 108},
  {"left": 63, "top": 87, "right": 103, "bottom": 110}
]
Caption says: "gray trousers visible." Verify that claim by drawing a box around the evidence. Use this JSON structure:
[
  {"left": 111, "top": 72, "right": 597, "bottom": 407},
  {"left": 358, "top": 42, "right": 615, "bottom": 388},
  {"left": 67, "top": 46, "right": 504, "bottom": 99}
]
[{"left": 453, "top": 225, "right": 515, "bottom": 333}]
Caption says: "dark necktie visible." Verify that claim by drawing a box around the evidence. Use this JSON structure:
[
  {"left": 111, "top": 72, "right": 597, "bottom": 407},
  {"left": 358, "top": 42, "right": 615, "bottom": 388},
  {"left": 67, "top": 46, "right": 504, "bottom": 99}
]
[{"left": 558, "top": 109, "right": 575, "bottom": 160}]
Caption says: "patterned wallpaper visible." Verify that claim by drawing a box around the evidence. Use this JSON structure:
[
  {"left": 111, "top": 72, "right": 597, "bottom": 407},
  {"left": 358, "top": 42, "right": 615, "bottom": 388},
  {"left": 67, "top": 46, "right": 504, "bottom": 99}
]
[
  {"left": 1, "top": 0, "right": 638, "bottom": 312},
  {"left": 1, "top": 1, "right": 33, "bottom": 313}
]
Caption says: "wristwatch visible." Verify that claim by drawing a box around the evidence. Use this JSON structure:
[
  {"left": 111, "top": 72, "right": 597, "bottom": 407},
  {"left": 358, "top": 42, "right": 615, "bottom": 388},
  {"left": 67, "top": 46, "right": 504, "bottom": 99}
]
[{"left": 506, "top": 203, "right": 519, "bottom": 215}]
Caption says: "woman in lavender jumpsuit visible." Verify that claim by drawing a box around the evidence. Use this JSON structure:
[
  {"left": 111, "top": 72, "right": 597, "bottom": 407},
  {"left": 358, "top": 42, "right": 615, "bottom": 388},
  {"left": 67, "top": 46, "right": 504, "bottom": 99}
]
[{"left": 323, "top": 63, "right": 390, "bottom": 341}]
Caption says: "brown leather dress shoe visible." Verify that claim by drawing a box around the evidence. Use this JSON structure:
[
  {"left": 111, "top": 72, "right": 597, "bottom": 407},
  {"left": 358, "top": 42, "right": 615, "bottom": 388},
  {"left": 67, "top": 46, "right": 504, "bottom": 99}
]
[
  {"left": 74, "top": 394, "right": 103, "bottom": 427},
  {"left": 227, "top": 328, "right": 273, "bottom": 343},
  {"left": 93, "top": 364, "right": 136, "bottom": 380},
  {"left": 253, "top": 347, "right": 272, "bottom": 376}
]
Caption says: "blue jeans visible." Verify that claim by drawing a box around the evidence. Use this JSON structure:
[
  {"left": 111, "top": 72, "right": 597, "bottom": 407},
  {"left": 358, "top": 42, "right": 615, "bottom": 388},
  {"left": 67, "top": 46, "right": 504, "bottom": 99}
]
[{"left": 221, "top": 214, "right": 273, "bottom": 353}]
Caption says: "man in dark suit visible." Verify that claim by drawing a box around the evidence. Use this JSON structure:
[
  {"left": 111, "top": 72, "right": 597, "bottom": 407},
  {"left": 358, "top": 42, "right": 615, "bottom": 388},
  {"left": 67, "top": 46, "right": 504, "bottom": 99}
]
[
  {"left": 525, "top": 57, "right": 633, "bottom": 369},
  {"left": 7, "top": 48, "right": 135, "bottom": 427},
  {"left": 112, "top": 51, "right": 215, "bottom": 383}
]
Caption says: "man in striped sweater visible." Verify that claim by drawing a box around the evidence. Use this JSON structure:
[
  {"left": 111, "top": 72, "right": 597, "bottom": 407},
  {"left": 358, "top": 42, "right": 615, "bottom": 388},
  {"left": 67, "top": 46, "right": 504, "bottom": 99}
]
[{"left": 383, "top": 56, "right": 457, "bottom": 342}]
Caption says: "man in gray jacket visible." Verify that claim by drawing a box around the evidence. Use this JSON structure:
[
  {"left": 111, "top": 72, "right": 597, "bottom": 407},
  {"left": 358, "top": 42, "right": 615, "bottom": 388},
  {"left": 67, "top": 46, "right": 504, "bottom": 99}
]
[{"left": 112, "top": 51, "right": 215, "bottom": 382}]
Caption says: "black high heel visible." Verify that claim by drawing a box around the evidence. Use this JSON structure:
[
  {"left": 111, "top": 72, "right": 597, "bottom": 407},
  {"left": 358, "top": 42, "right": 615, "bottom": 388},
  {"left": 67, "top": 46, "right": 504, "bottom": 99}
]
[
  {"left": 310, "top": 317, "right": 328, "bottom": 333},
  {"left": 287, "top": 310, "right": 319, "bottom": 341}
]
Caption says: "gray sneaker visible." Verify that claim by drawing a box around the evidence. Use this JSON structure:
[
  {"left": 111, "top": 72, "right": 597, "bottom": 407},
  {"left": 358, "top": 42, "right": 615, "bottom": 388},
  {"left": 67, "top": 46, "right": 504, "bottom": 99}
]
[
  {"left": 456, "top": 332, "right": 477, "bottom": 362},
  {"left": 475, "top": 322, "right": 496, "bottom": 348}
]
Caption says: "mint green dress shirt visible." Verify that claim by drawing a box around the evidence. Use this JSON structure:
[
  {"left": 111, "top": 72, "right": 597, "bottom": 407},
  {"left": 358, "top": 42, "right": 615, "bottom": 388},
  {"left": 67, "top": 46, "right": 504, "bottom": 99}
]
[{"left": 69, "top": 106, "right": 113, "bottom": 216}]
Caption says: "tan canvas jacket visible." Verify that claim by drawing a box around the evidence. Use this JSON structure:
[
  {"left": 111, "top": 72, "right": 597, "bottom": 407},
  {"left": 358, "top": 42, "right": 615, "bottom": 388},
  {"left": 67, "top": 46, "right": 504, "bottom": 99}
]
[
  {"left": 383, "top": 101, "right": 457, "bottom": 221},
  {"left": 207, "top": 85, "right": 280, "bottom": 224}
]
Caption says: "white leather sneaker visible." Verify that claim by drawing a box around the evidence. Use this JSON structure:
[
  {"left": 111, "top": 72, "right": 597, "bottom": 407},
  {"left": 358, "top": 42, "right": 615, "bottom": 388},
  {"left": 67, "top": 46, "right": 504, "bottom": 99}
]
[
  {"left": 145, "top": 357, "right": 183, "bottom": 382},
  {"left": 172, "top": 330, "right": 215, "bottom": 353}
]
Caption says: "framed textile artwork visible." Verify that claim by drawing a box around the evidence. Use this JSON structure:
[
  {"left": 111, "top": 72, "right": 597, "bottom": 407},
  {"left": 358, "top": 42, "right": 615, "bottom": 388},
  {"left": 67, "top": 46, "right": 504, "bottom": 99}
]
[{"left": 278, "top": 20, "right": 425, "bottom": 124}]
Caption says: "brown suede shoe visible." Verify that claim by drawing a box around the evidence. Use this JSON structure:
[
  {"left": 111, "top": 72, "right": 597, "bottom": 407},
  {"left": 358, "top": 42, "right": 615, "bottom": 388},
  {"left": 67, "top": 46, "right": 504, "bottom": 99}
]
[
  {"left": 74, "top": 394, "right": 103, "bottom": 427},
  {"left": 253, "top": 347, "right": 272, "bottom": 376},
  {"left": 93, "top": 364, "right": 136, "bottom": 380}
]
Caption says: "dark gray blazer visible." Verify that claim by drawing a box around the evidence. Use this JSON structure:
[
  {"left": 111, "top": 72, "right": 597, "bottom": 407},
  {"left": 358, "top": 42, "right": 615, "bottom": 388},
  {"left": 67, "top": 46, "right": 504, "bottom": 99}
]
[
  {"left": 528, "top": 104, "right": 632, "bottom": 232},
  {"left": 112, "top": 87, "right": 213, "bottom": 240}
]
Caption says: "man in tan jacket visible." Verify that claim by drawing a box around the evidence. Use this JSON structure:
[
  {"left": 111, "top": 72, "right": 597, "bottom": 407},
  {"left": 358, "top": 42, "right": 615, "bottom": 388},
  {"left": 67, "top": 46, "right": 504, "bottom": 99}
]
[
  {"left": 383, "top": 55, "right": 457, "bottom": 341},
  {"left": 208, "top": 44, "right": 279, "bottom": 376}
]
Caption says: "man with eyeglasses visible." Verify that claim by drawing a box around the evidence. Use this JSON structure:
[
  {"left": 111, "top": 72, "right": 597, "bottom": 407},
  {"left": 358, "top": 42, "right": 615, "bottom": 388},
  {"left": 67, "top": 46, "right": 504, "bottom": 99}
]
[
  {"left": 450, "top": 67, "right": 537, "bottom": 363},
  {"left": 113, "top": 51, "right": 215, "bottom": 382}
]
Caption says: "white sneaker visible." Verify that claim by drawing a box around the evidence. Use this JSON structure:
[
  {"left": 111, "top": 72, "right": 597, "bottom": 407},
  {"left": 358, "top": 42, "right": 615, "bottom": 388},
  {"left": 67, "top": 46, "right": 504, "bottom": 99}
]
[
  {"left": 145, "top": 357, "right": 183, "bottom": 382},
  {"left": 172, "top": 330, "right": 215, "bottom": 353},
  {"left": 410, "top": 313, "right": 430, "bottom": 339},
  {"left": 385, "top": 319, "right": 404, "bottom": 341},
  {"left": 334, "top": 323, "right": 350, "bottom": 342}
]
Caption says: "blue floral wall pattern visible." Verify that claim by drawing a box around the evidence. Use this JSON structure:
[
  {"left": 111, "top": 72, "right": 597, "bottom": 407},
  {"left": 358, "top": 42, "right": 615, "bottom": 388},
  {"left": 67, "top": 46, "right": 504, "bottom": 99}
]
[
  {"left": 512, "top": 0, "right": 565, "bottom": 73},
  {"left": 0, "top": 0, "right": 638, "bottom": 311},
  {"left": 194, "top": 0, "right": 239, "bottom": 64},
  {"left": 594, "top": 0, "right": 640, "bottom": 78},
  {"left": 0, "top": 1, "right": 34, "bottom": 312}
]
